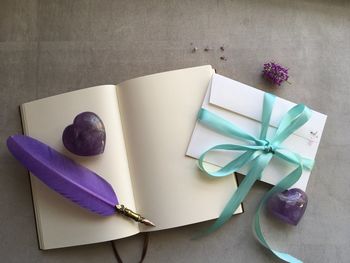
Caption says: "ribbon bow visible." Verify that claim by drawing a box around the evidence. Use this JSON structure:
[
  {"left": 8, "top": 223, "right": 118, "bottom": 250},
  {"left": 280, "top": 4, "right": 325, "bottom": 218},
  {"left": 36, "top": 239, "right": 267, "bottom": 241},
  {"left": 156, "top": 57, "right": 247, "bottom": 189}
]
[{"left": 197, "top": 93, "right": 313, "bottom": 263}]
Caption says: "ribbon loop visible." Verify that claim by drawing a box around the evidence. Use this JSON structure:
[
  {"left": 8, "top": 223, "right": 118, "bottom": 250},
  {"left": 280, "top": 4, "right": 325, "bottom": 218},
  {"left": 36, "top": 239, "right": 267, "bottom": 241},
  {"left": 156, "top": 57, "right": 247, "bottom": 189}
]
[{"left": 197, "top": 92, "right": 313, "bottom": 263}]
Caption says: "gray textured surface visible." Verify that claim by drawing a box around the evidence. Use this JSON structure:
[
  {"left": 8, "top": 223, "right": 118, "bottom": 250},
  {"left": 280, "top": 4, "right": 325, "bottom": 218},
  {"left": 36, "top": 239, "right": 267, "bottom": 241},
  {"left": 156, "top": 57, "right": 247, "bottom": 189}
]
[{"left": 1, "top": 0, "right": 349, "bottom": 262}]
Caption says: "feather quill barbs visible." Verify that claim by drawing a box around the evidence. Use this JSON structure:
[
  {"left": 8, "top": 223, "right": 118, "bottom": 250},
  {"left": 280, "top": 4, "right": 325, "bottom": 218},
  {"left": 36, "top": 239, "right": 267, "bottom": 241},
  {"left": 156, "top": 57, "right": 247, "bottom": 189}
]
[{"left": 7, "top": 135, "right": 155, "bottom": 226}]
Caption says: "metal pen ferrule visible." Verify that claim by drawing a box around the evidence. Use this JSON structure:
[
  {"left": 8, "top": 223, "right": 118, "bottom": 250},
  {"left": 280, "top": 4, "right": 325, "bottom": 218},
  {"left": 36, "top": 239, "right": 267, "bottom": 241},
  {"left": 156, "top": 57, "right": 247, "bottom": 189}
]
[{"left": 115, "top": 204, "right": 155, "bottom": 227}]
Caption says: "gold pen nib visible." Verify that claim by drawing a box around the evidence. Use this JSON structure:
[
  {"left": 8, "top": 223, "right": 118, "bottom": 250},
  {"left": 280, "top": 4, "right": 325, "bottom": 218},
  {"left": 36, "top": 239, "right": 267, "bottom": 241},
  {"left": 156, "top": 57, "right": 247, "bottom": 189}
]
[
  {"left": 115, "top": 204, "right": 156, "bottom": 227},
  {"left": 140, "top": 218, "right": 156, "bottom": 227}
]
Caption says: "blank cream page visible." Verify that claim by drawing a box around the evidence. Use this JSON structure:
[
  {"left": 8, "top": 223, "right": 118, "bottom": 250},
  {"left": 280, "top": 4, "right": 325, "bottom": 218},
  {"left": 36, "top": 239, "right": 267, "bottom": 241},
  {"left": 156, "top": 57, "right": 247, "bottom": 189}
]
[
  {"left": 21, "top": 85, "right": 139, "bottom": 249},
  {"left": 117, "top": 66, "right": 242, "bottom": 232}
]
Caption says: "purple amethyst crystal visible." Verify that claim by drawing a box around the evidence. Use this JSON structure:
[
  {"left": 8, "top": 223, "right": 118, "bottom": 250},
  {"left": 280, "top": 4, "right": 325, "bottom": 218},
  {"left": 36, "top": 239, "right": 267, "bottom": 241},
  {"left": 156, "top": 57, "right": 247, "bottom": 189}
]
[
  {"left": 262, "top": 62, "right": 289, "bottom": 86},
  {"left": 267, "top": 188, "right": 308, "bottom": 225},
  {"left": 62, "top": 112, "right": 106, "bottom": 156}
]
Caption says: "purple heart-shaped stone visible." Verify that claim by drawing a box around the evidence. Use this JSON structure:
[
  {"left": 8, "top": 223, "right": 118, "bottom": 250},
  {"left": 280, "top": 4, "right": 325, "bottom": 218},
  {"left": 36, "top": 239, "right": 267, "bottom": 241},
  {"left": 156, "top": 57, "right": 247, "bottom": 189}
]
[
  {"left": 62, "top": 112, "right": 106, "bottom": 156},
  {"left": 267, "top": 188, "right": 308, "bottom": 226}
]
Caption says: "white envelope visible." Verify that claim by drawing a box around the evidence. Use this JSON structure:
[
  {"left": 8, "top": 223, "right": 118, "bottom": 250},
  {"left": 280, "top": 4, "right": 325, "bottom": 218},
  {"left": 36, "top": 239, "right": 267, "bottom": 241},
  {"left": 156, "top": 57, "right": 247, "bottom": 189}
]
[{"left": 186, "top": 74, "right": 327, "bottom": 190}]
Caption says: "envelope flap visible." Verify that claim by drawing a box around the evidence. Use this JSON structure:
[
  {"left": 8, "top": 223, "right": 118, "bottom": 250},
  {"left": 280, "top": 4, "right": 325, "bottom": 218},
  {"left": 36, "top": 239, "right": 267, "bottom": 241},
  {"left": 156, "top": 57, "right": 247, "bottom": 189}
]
[{"left": 209, "top": 74, "right": 327, "bottom": 142}]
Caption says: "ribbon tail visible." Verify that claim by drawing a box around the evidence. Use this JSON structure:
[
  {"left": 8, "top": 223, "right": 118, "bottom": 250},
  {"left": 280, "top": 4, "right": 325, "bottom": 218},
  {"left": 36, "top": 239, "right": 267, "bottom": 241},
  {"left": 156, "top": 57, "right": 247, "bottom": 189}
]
[
  {"left": 253, "top": 164, "right": 304, "bottom": 263},
  {"left": 194, "top": 153, "right": 272, "bottom": 239}
]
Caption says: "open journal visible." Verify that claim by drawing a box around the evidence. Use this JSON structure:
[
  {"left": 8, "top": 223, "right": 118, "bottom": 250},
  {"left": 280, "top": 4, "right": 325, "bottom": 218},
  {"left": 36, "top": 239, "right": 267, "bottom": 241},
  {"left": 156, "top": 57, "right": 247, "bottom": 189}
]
[{"left": 20, "top": 65, "right": 243, "bottom": 250}]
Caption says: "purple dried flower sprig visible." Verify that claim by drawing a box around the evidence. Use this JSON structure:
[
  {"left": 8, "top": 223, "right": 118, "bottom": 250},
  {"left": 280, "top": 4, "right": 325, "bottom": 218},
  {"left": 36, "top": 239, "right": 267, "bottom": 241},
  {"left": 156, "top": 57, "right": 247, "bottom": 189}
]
[{"left": 262, "top": 62, "right": 290, "bottom": 86}]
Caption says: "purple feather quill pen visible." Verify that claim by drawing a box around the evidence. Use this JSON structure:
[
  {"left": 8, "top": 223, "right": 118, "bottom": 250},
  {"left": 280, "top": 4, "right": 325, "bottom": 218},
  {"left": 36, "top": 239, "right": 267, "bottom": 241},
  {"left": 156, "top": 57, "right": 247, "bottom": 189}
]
[{"left": 7, "top": 135, "right": 155, "bottom": 226}]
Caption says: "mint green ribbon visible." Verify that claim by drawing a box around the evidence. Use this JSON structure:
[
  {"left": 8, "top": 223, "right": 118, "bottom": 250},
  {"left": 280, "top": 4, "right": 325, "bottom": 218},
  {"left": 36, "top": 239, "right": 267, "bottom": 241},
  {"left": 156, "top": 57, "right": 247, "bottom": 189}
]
[{"left": 197, "top": 93, "right": 314, "bottom": 263}]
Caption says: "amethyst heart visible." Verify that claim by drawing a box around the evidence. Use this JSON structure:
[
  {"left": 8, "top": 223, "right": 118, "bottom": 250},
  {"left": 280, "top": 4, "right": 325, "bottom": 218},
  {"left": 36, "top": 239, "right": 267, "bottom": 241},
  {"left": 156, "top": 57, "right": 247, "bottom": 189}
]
[
  {"left": 267, "top": 188, "right": 308, "bottom": 226},
  {"left": 62, "top": 112, "right": 106, "bottom": 156}
]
